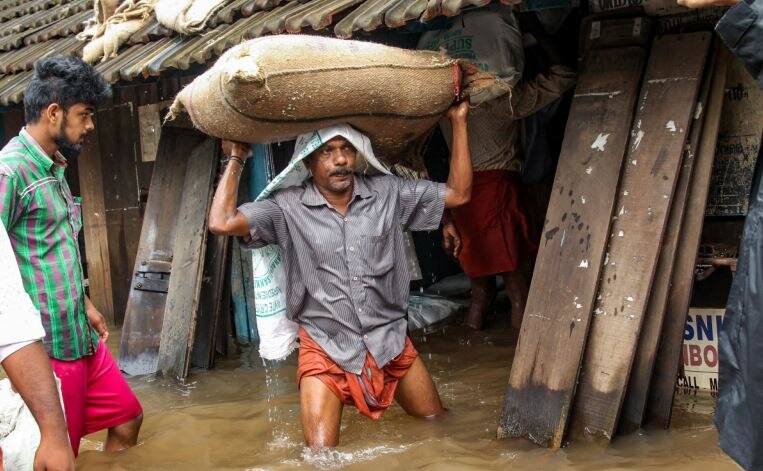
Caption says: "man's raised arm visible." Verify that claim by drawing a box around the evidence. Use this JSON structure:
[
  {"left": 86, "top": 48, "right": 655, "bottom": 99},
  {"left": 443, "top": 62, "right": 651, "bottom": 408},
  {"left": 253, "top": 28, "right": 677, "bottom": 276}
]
[{"left": 444, "top": 101, "right": 472, "bottom": 209}]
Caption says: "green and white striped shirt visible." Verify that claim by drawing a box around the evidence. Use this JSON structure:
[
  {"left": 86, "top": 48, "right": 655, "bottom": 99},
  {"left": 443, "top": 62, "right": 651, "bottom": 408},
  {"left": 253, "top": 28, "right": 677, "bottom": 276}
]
[{"left": 0, "top": 128, "right": 97, "bottom": 360}]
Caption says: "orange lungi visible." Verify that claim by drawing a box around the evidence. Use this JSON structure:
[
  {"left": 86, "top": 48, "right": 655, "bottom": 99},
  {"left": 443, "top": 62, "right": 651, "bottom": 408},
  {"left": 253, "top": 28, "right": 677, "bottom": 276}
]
[{"left": 296, "top": 327, "right": 418, "bottom": 419}]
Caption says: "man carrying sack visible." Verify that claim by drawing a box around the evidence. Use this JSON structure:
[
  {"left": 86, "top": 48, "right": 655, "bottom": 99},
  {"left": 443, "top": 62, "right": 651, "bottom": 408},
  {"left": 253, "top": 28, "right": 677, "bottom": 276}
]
[{"left": 208, "top": 101, "right": 471, "bottom": 448}]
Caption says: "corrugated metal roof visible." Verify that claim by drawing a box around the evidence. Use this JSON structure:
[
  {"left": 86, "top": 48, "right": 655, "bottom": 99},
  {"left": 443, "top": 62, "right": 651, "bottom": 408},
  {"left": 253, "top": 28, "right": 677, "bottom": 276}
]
[{"left": 0, "top": 0, "right": 516, "bottom": 105}]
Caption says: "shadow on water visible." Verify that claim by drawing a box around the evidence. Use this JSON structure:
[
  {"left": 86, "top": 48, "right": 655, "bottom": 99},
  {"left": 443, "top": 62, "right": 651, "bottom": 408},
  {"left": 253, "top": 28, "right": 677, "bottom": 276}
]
[{"left": 76, "top": 310, "right": 735, "bottom": 471}]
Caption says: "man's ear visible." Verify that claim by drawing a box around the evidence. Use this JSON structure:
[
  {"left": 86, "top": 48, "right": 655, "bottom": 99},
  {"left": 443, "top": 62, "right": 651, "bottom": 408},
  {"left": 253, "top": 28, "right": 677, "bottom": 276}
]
[{"left": 45, "top": 103, "right": 63, "bottom": 124}]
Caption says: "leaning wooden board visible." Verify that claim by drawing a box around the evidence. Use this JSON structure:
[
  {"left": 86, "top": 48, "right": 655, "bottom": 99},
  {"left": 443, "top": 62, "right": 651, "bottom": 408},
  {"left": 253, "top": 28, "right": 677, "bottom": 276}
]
[
  {"left": 157, "top": 138, "right": 219, "bottom": 379},
  {"left": 118, "top": 126, "right": 204, "bottom": 375},
  {"left": 620, "top": 39, "right": 719, "bottom": 433},
  {"left": 498, "top": 46, "right": 646, "bottom": 448},
  {"left": 569, "top": 32, "right": 710, "bottom": 441},
  {"left": 646, "top": 44, "right": 731, "bottom": 428},
  {"left": 190, "top": 230, "right": 229, "bottom": 369}
]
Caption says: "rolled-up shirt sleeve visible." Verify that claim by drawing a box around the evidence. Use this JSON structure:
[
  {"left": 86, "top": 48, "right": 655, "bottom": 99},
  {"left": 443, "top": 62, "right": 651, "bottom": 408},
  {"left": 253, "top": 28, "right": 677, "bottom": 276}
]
[
  {"left": 237, "top": 198, "right": 285, "bottom": 249},
  {"left": 0, "top": 221, "right": 45, "bottom": 364},
  {"left": 396, "top": 178, "right": 446, "bottom": 231}
]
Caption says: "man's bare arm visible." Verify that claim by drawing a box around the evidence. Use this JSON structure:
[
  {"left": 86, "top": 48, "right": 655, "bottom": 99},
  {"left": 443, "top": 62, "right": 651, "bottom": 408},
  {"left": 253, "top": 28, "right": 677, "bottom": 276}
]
[
  {"left": 208, "top": 141, "right": 253, "bottom": 237},
  {"left": 3, "top": 341, "right": 75, "bottom": 471},
  {"left": 444, "top": 102, "right": 472, "bottom": 209}
]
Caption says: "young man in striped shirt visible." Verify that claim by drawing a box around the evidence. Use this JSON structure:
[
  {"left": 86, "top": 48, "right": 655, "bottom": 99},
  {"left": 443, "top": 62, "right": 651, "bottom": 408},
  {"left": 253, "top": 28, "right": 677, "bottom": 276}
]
[
  {"left": 0, "top": 55, "right": 143, "bottom": 456},
  {"left": 209, "top": 102, "right": 472, "bottom": 448}
]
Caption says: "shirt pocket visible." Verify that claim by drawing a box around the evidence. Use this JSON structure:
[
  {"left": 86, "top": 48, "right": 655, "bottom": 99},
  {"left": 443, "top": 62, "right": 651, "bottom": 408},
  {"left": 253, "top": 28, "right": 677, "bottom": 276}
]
[
  {"left": 361, "top": 234, "right": 394, "bottom": 277},
  {"left": 70, "top": 196, "right": 83, "bottom": 237}
]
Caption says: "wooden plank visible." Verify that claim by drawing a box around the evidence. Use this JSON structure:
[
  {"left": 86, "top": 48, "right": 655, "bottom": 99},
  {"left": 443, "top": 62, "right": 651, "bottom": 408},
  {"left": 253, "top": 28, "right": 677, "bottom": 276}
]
[
  {"left": 569, "top": 32, "right": 710, "bottom": 442},
  {"left": 106, "top": 207, "right": 143, "bottom": 325},
  {"left": 646, "top": 43, "right": 730, "bottom": 428},
  {"left": 230, "top": 243, "right": 253, "bottom": 344},
  {"left": 216, "top": 253, "right": 232, "bottom": 359},
  {"left": 498, "top": 46, "right": 646, "bottom": 448},
  {"left": 117, "top": 126, "right": 205, "bottom": 375},
  {"left": 157, "top": 138, "right": 219, "bottom": 379},
  {"left": 208, "top": 237, "right": 231, "bottom": 366},
  {"left": 190, "top": 231, "right": 229, "bottom": 369},
  {"left": 93, "top": 103, "right": 143, "bottom": 323},
  {"left": 78, "top": 129, "right": 115, "bottom": 324},
  {"left": 620, "top": 38, "right": 718, "bottom": 433}
]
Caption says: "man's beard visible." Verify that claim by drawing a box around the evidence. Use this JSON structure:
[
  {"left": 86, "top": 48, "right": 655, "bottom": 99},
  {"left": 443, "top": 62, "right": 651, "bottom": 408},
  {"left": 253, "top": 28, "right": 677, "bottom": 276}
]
[{"left": 54, "top": 115, "right": 83, "bottom": 161}]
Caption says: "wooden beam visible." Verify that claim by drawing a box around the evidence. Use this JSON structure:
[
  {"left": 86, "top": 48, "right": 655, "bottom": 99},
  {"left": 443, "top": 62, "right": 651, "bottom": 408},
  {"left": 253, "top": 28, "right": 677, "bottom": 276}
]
[
  {"left": 569, "top": 32, "right": 711, "bottom": 442},
  {"left": 620, "top": 38, "right": 719, "bottom": 433},
  {"left": 646, "top": 43, "right": 730, "bottom": 428},
  {"left": 157, "top": 138, "right": 219, "bottom": 379},
  {"left": 498, "top": 46, "right": 646, "bottom": 448}
]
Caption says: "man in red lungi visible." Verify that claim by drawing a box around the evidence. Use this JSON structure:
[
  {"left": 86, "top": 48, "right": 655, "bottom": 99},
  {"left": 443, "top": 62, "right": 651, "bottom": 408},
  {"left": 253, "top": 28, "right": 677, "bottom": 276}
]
[{"left": 440, "top": 16, "right": 576, "bottom": 330}]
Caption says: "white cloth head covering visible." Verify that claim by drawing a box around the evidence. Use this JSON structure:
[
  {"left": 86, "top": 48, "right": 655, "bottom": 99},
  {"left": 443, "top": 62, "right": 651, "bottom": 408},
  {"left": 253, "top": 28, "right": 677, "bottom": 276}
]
[{"left": 256, "top": 123, "right": 391, "bottom": 201}]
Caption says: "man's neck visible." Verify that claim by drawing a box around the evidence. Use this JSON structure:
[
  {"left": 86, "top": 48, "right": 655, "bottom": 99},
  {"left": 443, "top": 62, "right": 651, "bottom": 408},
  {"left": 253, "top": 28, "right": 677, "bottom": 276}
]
[
  {"left": 24, "top": 124, "right": 58, "bottom": 158},
  {"left": 317, "top": 180, "right": 354, "bottom": 216}
]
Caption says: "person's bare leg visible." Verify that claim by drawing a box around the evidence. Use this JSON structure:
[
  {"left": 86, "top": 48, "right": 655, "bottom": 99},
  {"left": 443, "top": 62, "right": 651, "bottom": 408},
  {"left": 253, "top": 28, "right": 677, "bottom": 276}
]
[
  {"left": 394, "top": 357, "right": 445, "bottom": 418},
  {"left": 105, "top": 413, "right": 142, "bottom": 452},
  {"left": 463, "top": 276, "right": 496, "bottom": 330},
  {"left": 300, "top": 376, "right": 343, "bottom": 448},
  {"left": 502, "top": 270, "right": 528, "bottom": 329}
]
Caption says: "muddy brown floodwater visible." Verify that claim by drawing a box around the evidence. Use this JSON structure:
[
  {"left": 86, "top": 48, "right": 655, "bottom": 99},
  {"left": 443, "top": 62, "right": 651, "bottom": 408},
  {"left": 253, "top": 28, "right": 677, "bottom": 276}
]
[{"left": 75, "top": 317, "right": 737, "bottom": 471}]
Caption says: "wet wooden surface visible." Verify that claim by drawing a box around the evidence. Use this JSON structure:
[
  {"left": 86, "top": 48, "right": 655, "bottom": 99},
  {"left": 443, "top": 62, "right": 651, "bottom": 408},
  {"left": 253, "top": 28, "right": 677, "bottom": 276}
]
[
  {"left": 620, "top": 39, "right": 719, "bottom": 433},
  {"left": 499, "top": 46, "right": 646, "bottom": 448},
  {"left": 569, "top": 32, "right": 711, "bottom": 442},
  {"left": 117, "top": 126, "right": 202, "bottom": 376},
  {"left": 157, "top": 138, "right": 219, "bottom": 379},
  {"left": 646, "top": 44, "right": 730, "bottom": 428}
]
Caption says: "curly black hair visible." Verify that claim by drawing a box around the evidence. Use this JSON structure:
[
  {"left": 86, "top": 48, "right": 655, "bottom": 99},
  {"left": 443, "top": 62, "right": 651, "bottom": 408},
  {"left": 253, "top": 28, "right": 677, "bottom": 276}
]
[{"left": 23, "top": 55, "right": 112, "bottom": 124}]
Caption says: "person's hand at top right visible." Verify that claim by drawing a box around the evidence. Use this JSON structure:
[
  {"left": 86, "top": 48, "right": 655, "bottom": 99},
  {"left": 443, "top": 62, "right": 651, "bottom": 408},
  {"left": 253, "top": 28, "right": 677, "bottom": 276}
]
[{"left": 677, "top": 0, "right": 738, "bottom": 8}]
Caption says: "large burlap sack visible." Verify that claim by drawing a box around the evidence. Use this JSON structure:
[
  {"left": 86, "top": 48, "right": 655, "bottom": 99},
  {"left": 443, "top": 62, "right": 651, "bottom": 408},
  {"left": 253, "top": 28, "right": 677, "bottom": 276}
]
[{"left": 169, "top": 35, "right": 460, "bottom": 166}]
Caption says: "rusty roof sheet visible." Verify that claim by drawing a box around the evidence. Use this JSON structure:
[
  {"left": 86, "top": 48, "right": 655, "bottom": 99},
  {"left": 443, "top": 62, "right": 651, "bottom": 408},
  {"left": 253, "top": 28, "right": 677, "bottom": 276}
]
[
  {"left": 1, "top": 0, "right": 91, "bottom": 37},
  {"left": 0, "top": 0, "right": 517, "bottom": 105},
  {"left": 0, "top": 35, "right": 84, "bottom": 73},
  {"left": 0, "top": 69, "right": 33, "bottom": 105}
]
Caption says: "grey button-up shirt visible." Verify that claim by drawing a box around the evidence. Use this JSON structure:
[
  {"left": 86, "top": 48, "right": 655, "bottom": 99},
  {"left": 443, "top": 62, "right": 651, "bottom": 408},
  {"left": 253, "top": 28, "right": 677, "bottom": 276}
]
[{"left": 238, "top": 174, "right": 445, "bottom": 374}]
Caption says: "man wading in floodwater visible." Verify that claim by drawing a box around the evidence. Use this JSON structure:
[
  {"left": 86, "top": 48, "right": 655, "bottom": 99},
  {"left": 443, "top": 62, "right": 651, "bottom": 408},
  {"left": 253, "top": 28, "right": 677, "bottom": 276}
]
[{"left": 208, "top": 101, "right": 471, "bottom": 447}]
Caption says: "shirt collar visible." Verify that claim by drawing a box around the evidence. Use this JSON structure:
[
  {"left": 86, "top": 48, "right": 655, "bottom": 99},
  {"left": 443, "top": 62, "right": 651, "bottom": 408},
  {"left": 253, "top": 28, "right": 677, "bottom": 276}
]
[
  {"left": 301, "top": 175, "right": 374, "bottom": 207},
  {"left": 18, "top": 128, "right": 68, "bottom": 176}
]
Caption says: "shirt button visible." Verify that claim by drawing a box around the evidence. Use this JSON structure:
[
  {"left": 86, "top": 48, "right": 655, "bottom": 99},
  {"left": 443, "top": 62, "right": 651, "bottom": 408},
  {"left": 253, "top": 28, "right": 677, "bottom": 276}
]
[
  {"left": 363, "top": 335, "right": 369, "bottom": 340},
  {"left": 352, "top": 276, "right": 358, "bottom": 281},
  {"left": 349, "top": 246, "right": 355, "bottom": 252},
  {"left": 344, "top": 217, "right": 348, "bottom": 222}
]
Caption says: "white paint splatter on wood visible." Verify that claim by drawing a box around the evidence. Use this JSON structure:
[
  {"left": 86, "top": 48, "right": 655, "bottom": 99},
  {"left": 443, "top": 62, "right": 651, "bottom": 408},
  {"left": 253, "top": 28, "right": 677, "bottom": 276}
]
[{"left": 591, "top": 133, "right": 610, "bottom": 152}]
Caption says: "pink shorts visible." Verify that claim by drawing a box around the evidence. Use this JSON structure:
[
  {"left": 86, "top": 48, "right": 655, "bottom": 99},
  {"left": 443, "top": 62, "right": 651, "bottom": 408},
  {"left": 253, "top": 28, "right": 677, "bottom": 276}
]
[{"left": 50, "top": 341, "right": 142, "bottom": 455}]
